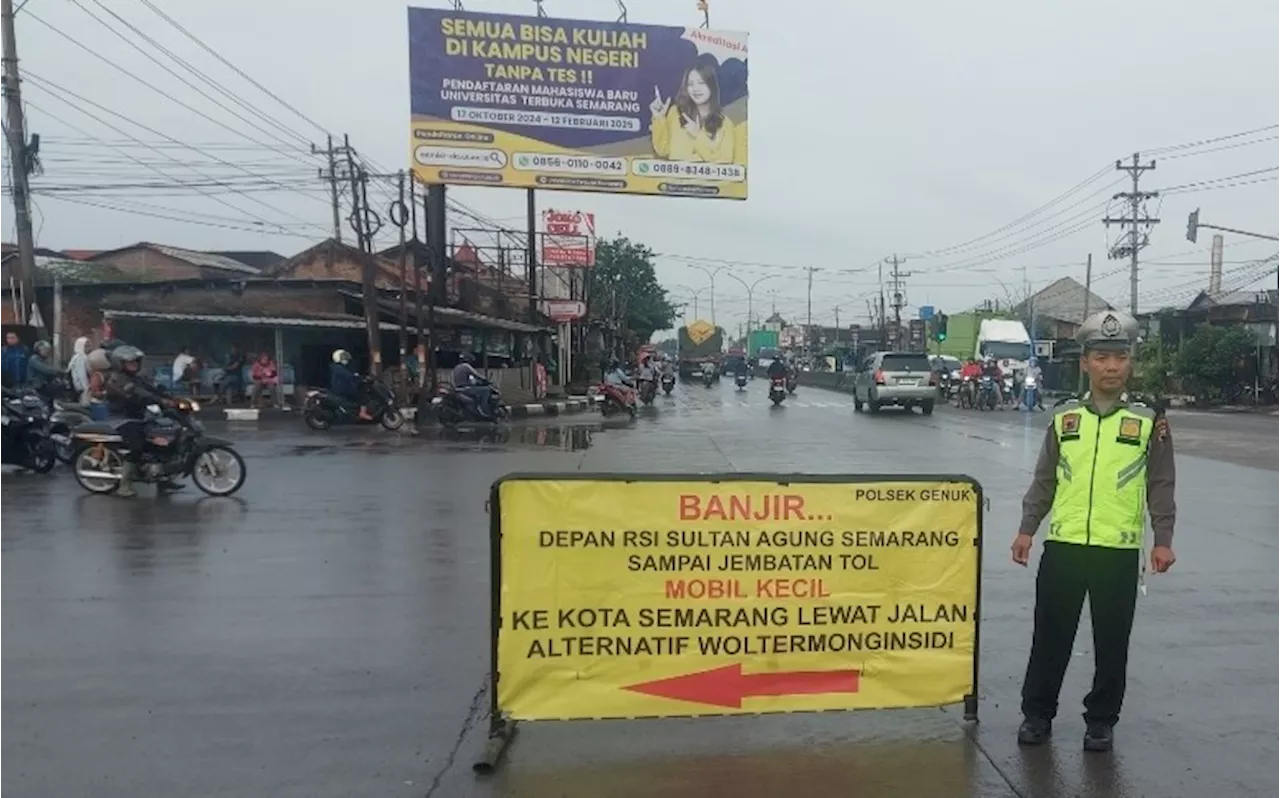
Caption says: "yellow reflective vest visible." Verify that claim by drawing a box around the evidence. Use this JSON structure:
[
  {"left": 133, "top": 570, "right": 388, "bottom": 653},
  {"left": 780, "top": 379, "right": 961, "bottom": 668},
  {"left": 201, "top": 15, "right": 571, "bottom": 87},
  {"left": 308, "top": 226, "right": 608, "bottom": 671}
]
[{"left": 1048, "top": 400, "right": 1156, "bottom": 549}]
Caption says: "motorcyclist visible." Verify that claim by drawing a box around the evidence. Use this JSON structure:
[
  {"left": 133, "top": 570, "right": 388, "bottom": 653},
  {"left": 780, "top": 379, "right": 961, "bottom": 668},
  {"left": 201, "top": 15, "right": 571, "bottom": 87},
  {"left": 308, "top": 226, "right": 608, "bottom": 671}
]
[
  {"left": 982, "top": 355, "right": 1005, "bottom": 404},
  {"left": 767, "top": 357, "right": 789, "bottom": 381},
  {"left": 103, "top": 345, "right": 184, "bottom": 497},
  {"left": 733, "top": 357, "right": 750, "bottom": 381},
  {"left": 451, "top": 352, "right": 494, "bottom": 420},
  {"left": 604, "top": 358, "right": 633, "bottom": 387},
  {"left": 27, "top": 340, "right": 62, "bottom": 397},
  {"left": 1025, "top": 357, "right": 1045, "bottom": 410},
  {"left": 329, "top": 349, "right": 373, "bottom": 421}
]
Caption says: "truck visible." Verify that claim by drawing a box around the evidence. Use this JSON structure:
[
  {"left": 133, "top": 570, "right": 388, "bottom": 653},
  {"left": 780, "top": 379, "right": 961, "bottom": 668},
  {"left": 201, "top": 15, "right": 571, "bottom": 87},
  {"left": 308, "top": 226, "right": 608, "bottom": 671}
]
[
  {"left": 747, "top": 329, "right": 779, "bottom": 360},
  {"left": 976, "top": 318, "right": 1032, "bottom": 375},
  {"left": 677, "top": 319, "right": 724, "bottom": 378}
]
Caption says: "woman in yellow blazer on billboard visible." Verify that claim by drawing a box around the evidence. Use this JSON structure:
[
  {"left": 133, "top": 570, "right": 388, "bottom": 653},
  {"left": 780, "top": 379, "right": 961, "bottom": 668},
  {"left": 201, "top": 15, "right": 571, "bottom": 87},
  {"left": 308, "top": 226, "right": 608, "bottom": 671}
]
[{"left": 648, "top": 60, "right": 742, "bottom": 165}]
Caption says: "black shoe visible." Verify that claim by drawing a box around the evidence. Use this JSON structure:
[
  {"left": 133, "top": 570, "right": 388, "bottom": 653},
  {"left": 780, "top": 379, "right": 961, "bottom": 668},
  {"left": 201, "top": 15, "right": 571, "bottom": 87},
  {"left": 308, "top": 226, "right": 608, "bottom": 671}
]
[
  {"left": 1083, "top": 722, "right": 1113, "bottom": 752},
  {"left": 1017, "top": 717, "right": 1052, "bottom": 746},
  {"left": 158, "top": 479, "right": 186, "bottom": 492}
]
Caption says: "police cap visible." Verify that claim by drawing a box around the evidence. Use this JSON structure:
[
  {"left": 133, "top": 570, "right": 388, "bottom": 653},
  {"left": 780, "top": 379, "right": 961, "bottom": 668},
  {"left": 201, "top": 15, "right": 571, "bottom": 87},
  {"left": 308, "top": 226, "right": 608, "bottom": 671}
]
[{"left": 1076, "top": 310, "right": 1138, "bottom": 352}]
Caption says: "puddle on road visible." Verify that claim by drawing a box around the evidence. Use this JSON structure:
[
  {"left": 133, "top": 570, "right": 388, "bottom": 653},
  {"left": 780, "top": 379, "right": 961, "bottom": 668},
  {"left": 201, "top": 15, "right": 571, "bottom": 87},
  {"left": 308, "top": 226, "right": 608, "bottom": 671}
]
[{"left": 422, "top": 423, "right": 598, "bottom": 451}]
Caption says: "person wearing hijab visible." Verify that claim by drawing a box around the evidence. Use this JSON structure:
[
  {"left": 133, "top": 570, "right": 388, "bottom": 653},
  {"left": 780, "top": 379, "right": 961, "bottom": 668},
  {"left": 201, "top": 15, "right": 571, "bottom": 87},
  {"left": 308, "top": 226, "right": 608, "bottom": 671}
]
[{"left": 67, "top": 336, "right": 91, "bottom": 403}]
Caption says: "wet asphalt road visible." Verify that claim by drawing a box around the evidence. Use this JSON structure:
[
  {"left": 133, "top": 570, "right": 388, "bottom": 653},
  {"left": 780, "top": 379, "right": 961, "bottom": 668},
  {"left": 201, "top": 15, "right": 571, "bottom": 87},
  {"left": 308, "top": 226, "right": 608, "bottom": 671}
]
[{"left": 3, "top": 381, "right": 1277, "bottom": 798}]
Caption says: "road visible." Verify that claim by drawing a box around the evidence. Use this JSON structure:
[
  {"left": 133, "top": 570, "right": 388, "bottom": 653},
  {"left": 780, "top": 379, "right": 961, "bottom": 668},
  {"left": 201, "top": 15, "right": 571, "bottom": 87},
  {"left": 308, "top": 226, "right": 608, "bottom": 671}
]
[{"left": 3, "top": 381, "right": 1276, "bottom": 798}]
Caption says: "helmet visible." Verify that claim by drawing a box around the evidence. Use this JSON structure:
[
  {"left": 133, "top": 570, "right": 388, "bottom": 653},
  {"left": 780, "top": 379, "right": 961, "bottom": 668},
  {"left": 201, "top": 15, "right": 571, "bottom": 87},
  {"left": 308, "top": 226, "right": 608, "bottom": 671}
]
[
  {"left": 331, "top": 349, "right": 351, "bottom": 365},
  {"left": 33, "top": 340, "right": 51, "bottom": 357},
  {"left": 109, "top": 345, "right": 144, "bottom": 372},
  {"left": 459, "top": 352, "right": 475, "bottom": 364}
]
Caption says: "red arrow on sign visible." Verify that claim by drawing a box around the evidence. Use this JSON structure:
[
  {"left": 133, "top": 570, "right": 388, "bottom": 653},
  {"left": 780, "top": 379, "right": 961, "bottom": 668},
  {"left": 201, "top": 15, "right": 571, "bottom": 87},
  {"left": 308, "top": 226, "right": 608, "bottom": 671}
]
[{"left": 623, "top": 664, "right": 861, "bottom": 709}]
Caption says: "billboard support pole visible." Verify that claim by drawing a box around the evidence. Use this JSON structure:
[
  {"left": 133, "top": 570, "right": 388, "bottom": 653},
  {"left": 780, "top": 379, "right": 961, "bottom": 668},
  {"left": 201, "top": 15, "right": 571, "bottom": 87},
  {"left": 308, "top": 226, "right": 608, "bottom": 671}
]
[
  {"left": 427, "top": 183, "right": 448, "bottom": 391},
  {"left": 474, "top": 480, "right": 517, "bottom": 774},
  {"left": 526, "top": 189, "right": 539, "bottom": 327}
]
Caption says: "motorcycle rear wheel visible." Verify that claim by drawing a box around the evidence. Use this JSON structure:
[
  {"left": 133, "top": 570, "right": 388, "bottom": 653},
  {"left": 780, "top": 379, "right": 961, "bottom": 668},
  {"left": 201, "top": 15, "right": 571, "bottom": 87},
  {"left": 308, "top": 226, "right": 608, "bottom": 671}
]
[
  {"left": 380, "top": 409, "right": 405, "bottom": 431},
  {"left": 27, "top": 440, "right": 57, "bottom": 474},
  {"left": 74, "top": 446, "right": 123, "bottom": 494},
  {"left": 191, "top": 445, "right": 247, "bottom": 497},
  {"left": 303, "top": 409, "right": 332, "bottom": 430}
]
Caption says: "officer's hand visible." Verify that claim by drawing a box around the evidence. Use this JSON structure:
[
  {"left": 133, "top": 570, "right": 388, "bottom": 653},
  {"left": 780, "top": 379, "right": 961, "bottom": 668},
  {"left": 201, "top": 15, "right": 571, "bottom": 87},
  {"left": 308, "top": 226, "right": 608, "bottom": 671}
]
[
  {"left": 1010, "top": 533, "right": 1034, "bottom": 566},
  {"left": 1151, "top": 545, "right": 1176, "bottom": 573}
]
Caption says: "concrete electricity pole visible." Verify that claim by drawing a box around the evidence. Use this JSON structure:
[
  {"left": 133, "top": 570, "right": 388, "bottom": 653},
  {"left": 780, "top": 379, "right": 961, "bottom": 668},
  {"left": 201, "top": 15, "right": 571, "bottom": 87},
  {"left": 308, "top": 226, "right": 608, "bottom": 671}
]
[
  {"left": 805, "top": 267, "right": 818, "bottom": 360},
  {"left": 885, "top": 255, "right": 909, "bottom": 348},
  {"left": 312, "top": 134, "right": 351, "bottom": 243},
  {"left": 3, "top": 0, "right": 37, "bottom": 326},
  {"left": 1103, "top": 153, "right": 1159, "bottom": 316}
]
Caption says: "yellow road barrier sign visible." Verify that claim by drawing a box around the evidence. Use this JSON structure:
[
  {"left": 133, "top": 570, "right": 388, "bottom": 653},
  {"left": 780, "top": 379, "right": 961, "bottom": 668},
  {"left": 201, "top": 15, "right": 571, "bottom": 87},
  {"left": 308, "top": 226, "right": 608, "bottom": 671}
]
[{"left": 489, "top": 474, "right": 982, "bottom": 724}]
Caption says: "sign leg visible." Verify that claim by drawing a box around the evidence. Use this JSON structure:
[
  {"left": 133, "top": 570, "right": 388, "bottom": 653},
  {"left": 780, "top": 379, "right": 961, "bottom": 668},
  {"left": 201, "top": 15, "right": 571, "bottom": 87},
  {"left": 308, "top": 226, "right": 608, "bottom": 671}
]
[{"left": 472, "top": 716, "right": 517, "bottom": 774}]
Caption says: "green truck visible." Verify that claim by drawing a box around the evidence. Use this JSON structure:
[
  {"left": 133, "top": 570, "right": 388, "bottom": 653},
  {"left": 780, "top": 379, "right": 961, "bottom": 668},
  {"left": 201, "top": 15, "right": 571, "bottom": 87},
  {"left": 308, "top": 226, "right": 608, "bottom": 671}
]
[{"left": 747, "top": 329, "right": 779, "bottom": 359}]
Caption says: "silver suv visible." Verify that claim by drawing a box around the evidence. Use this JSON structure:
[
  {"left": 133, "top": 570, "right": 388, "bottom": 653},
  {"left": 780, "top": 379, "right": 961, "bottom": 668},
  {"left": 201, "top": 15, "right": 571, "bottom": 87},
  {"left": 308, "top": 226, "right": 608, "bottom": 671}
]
[{"left": 853, "top": 351, "right": 937, "bottom": 415}]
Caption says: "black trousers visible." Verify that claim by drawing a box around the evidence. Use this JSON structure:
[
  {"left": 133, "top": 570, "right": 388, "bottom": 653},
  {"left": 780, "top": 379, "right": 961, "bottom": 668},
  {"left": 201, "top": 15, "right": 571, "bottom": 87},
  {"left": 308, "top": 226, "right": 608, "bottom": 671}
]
[{"left": 1021, "top": 541, "right": 1139, "bottom": 726}]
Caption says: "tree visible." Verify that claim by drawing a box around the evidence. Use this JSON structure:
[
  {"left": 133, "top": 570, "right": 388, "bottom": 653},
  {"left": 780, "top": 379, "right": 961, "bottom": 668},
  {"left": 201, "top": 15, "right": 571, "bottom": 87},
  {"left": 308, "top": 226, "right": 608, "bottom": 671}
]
[
  {"left": 1175, "top": 324, "right": 1257, "bottom": 403},
  {"left": 590, "top": 236, "right": 677, "bottom": 345}
]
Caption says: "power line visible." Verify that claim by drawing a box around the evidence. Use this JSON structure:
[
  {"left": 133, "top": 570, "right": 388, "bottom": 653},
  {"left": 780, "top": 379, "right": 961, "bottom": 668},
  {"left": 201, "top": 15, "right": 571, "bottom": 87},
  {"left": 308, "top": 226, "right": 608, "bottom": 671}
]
[
  {"left": 23, "top": 73, "right": 329, "bottom": 233},
  {"left": 37, "top": 193, "right": 318, "bottom": 238}
]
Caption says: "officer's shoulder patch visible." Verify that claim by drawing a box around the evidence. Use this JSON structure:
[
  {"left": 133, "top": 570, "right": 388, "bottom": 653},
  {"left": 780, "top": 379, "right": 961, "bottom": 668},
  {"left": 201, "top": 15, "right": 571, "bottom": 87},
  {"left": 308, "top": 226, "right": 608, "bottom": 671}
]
[
  {"left": 1061, "top": 412, "right": 1081, "bottom": 434},
  {"left": 1118, "top": 416, "right": 1143, "bottom": 441}
]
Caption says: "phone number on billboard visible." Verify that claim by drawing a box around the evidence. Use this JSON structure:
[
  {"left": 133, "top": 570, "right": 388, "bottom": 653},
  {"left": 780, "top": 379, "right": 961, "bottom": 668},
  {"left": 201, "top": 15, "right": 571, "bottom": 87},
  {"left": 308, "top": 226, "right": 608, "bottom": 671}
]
[
  {"left": 631, "top": 159, "right": 746, "bottom": 182},
  {"left": 513, "top": 153, "right": 627, "bottom": 176}
]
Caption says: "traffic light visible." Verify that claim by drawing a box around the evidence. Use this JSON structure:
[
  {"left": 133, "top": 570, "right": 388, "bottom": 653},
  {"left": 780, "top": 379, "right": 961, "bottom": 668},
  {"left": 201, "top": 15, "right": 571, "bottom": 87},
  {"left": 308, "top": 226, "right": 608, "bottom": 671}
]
[
  {"left": 934, "top": 313, "right": 948, "bottom": 342},
  {"left": 1186, "top": 208, "right": 1200, "bottom": 243}
]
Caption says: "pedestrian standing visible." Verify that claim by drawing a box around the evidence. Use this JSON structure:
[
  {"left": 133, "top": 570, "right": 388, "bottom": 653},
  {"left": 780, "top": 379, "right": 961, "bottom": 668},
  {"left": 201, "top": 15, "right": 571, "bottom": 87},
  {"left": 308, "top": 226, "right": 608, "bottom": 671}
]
[
  {"left": 2, "top": 330, "right": 29, "bottom": 388},
  {"left": 67, "top": 336, "right": 91, "bottom": 403},
  {"left": 1011, "top": 310, "right": 1177, "bottom": 753}
]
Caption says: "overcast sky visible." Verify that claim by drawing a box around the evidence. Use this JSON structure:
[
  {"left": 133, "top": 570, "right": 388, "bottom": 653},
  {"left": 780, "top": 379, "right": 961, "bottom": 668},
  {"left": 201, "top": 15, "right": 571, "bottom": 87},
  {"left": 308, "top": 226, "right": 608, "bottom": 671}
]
[{"left": 5, "top": 0, "right": 1277, "bottom": 334}]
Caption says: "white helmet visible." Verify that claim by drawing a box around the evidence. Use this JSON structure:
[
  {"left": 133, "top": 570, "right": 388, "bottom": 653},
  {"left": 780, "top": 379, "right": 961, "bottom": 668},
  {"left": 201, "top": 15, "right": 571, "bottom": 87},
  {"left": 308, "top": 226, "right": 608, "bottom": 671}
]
[{"left": 331, "top": 349, "right": 351, "bottom": 364}]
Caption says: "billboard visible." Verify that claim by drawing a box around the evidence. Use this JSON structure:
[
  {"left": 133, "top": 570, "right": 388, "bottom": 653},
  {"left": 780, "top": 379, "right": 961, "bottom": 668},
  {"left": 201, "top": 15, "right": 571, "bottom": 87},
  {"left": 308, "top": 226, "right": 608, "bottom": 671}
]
[
  {"left": 541, "top": 208, "right": 595, "bottom": 267},
  {"left": 491, "top": 474, "right": 982, "bottom": 720},
  {"left": 408, "top": 9, "right": 749, "bottom": 200}
]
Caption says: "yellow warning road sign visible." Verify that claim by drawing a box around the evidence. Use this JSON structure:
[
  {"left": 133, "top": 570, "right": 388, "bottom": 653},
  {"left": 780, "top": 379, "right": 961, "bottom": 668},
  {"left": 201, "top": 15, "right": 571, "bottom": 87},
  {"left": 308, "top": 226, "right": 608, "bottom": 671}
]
[{"left": 492, "top": 475, "right": 982, "bottom": 720}]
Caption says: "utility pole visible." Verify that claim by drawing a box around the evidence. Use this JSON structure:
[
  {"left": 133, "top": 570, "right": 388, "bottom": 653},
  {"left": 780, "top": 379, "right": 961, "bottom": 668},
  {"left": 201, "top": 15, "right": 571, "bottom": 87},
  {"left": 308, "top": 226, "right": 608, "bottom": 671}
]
[
  {"left": 833, "top": 305, "right": 841, "bottom": 343},
  {"left": 312, "top": 134, "right": 349, "bottom": 243},
  {"left": 1079, "top": 253, "right": 1092, "bottom": 394},
  {"left": 345, "top": 139, "right": 381, "bottom": 375},
  {"left": 3, "top": 0, "right": 37, "bottom": 327},
  {"left": 1103, "top": 153, "right": 1159, "bottom": 316},
  {"left": 395, "top": 170, "right": 409, "bottom": 373},
  {"left": 805, "top": 267, "right": 817, "bottom": 361},
  {"left": 885, "top": 255, "right": 909, "bottom": 349}
]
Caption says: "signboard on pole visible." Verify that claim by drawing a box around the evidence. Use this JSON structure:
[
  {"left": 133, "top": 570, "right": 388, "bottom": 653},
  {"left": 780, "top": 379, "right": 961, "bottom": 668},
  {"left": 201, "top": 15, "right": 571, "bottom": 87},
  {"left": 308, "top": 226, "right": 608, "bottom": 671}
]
[
  {"left": 540, "top": 299, "right": 586, "bottom": 322},
  {"left": 488, "top": 474, "right": 981, "bottom": 722},
  {"left": 541, "top": 209, "right": 595, "bottom": 267},
  {"left": 408, "top": 8, "right": 749, "bottom": 200}
]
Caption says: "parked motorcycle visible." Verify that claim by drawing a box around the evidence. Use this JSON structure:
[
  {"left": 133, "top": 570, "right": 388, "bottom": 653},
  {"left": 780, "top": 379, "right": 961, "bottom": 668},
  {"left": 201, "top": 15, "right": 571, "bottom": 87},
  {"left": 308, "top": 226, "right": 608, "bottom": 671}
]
[
  {"left": 304, "top": 377, "right": 404, "bottom": 431},
  {"left": 70, "top": 399, "right": 246, "bottom": 496},
  {"left": 977, "top": 375, "right": 998, "bottom": 411},
  {"left": 769, "top": 376, "right": 787, "bottom": 406},
  {"left": 735, "top": 373, "right": 749, "bottom": 391},
  {"left": 598, "top": 381, "right": 637, "bottom": 418},
  {"left": 432, "top": 381, "right": 509, "bottom": 427},
  {"left": 1, "top": 391, "right": 57, "bottom": 473},
  {"left": 660, "top": 373, "right": 675, "bottom": 395}
]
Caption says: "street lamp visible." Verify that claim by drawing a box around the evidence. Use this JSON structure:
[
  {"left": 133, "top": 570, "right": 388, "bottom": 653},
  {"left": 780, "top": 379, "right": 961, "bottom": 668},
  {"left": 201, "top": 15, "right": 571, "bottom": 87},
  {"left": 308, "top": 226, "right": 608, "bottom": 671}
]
[
  {"left": 670, "top": 284, "right": 707, "bottom": 320},
  {"left": 689, "top": 264, "right": 724, "bottom": 326},
  {"left": 721, "top": 273, "right": 778, "bottom": 345}
]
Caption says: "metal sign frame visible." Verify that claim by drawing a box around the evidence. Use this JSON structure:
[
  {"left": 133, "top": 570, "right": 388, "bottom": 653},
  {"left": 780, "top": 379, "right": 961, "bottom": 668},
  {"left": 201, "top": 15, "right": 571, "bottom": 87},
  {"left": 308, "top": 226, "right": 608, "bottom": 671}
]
[{"left": 473, "top": 471, "right": 985, "bottom": 773}]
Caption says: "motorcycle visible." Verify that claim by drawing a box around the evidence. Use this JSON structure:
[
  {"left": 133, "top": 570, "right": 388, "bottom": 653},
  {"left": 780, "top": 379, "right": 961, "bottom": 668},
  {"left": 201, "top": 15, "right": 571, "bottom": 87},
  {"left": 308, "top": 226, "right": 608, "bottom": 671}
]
[
  {"left": 1, "top": 391, "right": 57, "bottom": 473},
  {"left": 70, "top": 399, "right": 246, "bottom": 496},
  {"left": 1022, "top": 375, "right": 1041, "bottom": 411},
  {"left": 660, "top": 373, "right": 675, "bottom": 395},
  {"left": 638, "top": 376, "right": 658, "bottom": 406},
  {"left": 785, "top": 373, "right": 797, "bottom": 394},
  {"left": 735, "top": 373, "right": 749, "bottom": 391},
  {"left": 937, "top": 371, "right": 954, "bottom": 402},
  {"left": 701, "top": 366, "right": 716, "bottom": 388},
  {"left": 958, "top": 375, "right": 976, "bottom": 409},
  {"left": 769, "top": 376, "right": 787, "bottom": 406},
  {"left": 304, "top": 377, "right": 404, "bottom": 431},
  {"left": 50, "top": 399, "right": 93, "bottom": 464},
  {"left": 598, "top": 381, "right": 637, "bottom": 418},
  {"left": 1002, "top": 375, "right": 1017, "bottom": 409},
  {"left": 977, "top": 375, "right": 998, "bottom": 411},
  {"left": 432, "top": 381, "right": 509, "bottom": 427}
]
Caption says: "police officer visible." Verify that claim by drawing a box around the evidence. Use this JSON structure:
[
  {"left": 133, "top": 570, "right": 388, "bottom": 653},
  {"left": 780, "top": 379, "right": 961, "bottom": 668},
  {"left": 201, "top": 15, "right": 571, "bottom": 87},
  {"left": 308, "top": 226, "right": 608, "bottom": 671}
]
[{"left": 1011, "top": 310, "right": 1176, "bottom": 753}]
